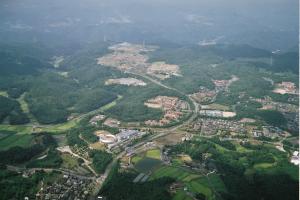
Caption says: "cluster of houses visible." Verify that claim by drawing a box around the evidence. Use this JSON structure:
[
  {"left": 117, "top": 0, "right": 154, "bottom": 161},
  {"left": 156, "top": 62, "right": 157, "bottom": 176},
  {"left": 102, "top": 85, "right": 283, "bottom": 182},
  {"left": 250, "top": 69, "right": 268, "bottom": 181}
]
[
  {"left": 144, "top": 96, "right": 188, "bottom": 126},
  {"left": 89, "top": 114, "right": 106, "bottom": 126},
  {"left": 192, "top": 118, "right": 246, "bottom": 135},
  {"left": 97, "top": 43, "right": 150, "bottom": 72},
  {"left": 252, "top": 126, "right": 287, "bottom": 138},
  {"left": 146, "top": 61, "right": 181, "bottom": 80},
  {"left": 103, "top": 118, "right": 121, "bottom": 128},
  {"left": 36, "top": 174, "right": 93, "bottom": 200},
  {"left": 190, "top": 87, "right": 216, "bottom": 103},
  {"left": 273, "top": 81, "right": 298, "bottom": 95},
  {"left": 89, "top": 115, "right": 122, "bottom": 128},
  {"left": 213, "top": 79, "right": 230, "bottom": 91},
  {"left": 212, "top": 75, "right": 239, "bottom": 92},
  {"left": 253, "top": 96, "right": 298, "bottom": 113}
]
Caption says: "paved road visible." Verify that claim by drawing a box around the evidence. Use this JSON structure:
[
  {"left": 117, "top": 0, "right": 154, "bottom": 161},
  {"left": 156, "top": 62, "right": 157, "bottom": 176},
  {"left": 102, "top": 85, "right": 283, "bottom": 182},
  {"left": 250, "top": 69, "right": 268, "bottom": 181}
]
[{"left": 91, "top": 73, "right": 200, "bottom": 196}]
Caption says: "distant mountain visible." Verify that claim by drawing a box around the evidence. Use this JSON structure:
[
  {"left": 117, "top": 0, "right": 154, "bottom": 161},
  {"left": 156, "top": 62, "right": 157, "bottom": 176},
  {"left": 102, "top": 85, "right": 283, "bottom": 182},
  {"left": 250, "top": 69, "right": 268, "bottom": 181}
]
[{"left": 0, "top": 0, "right": 298, "bottom": 51}]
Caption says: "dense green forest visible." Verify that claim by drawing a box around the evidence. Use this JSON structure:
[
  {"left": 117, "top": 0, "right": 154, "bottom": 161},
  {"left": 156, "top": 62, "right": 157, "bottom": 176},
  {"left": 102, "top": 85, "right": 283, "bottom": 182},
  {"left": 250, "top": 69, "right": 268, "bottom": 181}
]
[
  {"left": 0, "top": 96, "right": 29, "bottom": 124},
  {"left": 89, "top": 150, "right": 113, "bottom": 173}
]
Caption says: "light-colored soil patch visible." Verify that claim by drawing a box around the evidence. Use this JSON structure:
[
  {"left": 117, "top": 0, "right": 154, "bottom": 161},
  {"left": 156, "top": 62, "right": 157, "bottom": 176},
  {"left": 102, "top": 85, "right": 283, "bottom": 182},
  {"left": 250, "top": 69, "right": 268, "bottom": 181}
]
[
  {"left": 147, "top": 61, "right": 181, "bottom": 80},
  {"left": 97, "top": 42, "right": 180, "bottom": 80},
  {"left": 105, "top": 78, "right": 146, "bottom": 86},
  {"left": 94, "top": 130, "right": 111, "bottom": 137},
  {"left": 178, "top": 154, "right": 192, "bottom": 163},
  {"left": 239, "top": 118, "right": 256, "bottom": 123},
  {"left": 222, "top": 112, "right": 236, "bottom": 118},
  {"left": 199, "top": 110, "right": 236, "bottom": 118}
]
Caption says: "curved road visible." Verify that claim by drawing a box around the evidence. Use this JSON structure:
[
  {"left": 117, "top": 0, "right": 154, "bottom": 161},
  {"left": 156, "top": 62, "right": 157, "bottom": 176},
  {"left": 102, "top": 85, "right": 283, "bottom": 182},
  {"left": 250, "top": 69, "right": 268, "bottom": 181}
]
[{"left": 91, "top": 73, "right": 200, "bottom": 196}]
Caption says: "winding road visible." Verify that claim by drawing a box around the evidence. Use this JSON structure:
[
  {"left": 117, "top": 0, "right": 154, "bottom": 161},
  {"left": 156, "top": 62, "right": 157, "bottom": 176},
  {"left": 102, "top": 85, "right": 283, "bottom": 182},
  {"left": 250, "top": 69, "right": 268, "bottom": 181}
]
[{"left": 90, "top": 72, "right": 200, "bottom": 196}]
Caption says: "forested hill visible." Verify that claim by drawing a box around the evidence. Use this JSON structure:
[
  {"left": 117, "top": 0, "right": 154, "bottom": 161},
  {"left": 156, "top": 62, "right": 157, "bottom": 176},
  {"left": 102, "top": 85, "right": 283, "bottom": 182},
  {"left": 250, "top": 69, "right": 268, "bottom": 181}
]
[
  {"left": 150, "top": 43, "right": 299, "bottom": 74},
  {"left": 0, "top": 43, "right": 53, "bottom": 76},
  {"left": 0, "top": 41, "right": 298, "bottom": 125}
]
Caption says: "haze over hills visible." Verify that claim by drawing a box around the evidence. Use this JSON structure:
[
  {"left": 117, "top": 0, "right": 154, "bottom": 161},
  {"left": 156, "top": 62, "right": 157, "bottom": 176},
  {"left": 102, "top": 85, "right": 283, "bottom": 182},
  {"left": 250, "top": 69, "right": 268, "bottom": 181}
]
[
  {"left": 0, "top": 0, "right": 298, "bottom": 200},
  {"left": 0, "top": 0, "right": 298, "bottom": 51}
]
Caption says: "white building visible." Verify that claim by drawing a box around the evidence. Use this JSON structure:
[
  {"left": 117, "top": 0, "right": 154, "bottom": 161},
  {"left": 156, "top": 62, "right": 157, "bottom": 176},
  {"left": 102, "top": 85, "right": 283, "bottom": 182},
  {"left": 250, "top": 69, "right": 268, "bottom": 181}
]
[{"left": 290, "top": 151, "right": 299, "bottom": 165}]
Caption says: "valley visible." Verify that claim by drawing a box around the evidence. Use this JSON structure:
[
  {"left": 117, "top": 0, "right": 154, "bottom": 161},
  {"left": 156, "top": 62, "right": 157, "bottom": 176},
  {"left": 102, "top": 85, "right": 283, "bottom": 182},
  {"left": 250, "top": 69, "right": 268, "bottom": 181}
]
[{"left": 0, "top": 41, "right": 298, "bottom": 200}]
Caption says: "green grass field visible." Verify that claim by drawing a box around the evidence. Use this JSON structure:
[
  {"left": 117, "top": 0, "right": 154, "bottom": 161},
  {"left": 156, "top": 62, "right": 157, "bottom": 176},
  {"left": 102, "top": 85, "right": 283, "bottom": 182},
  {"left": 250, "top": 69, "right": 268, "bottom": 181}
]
[
  {"left": 206, "top": 103, "right": 230, "bottom": 111},
  {"left": 131, "top": 155, "right": 142, "bottom": 164},
  {"left": 145, "top": 149, "right": 161, "bottom": 160},
  {"left": 234, "top": 143, "right": 253, "bottom": 153},
  {"left": 186, "top": 180, "right": 213, "bottom": 199},
  {"left": 151, "top": 166, "right": 201, "bottom": 181},
  {"left": 18, "top": 93, "right": 30, "bottom": 114},
  {"left": 253, "top": 162, "right": 275, "bottom": 169},
  {"left": 151, "top": 165, "right": 227, "bottom": 200},
  {"left": 0, "top": 133, "right": 33, "bottom": 150},
  {"left": 61, "top": 154, "right": 80, "bottom": 170},
  {"left": 172, "top": 190, "right": 193, "bottom": 200}
]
